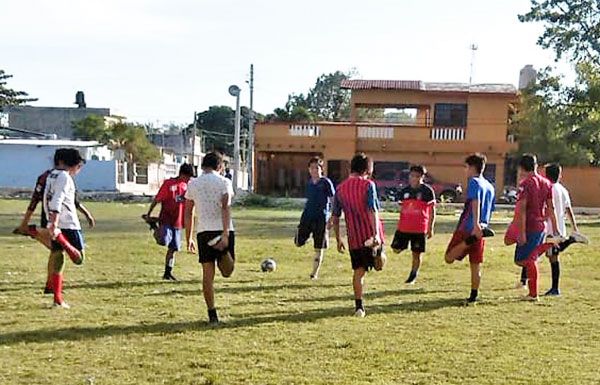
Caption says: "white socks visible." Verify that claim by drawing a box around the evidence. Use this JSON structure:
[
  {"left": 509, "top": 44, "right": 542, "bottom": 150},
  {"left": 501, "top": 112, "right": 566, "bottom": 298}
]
[{"left": 311, "top": 250, "right": 324, "bottom": 278}]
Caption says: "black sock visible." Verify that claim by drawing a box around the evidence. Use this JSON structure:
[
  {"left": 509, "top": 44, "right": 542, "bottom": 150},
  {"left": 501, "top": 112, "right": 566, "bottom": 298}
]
[
  {"left": 469, "top": 289, "right": 478, "bottom": 301},
  {"left": 558, "top": 238, "right": 575, "bottom": 252},
  {"left": 355, "top": 299, "right": 363, "bottom": 311},
  {"left": 164, "top": 265, "right": 172, "bottom": 276},
  {"left": 208, "top": 308, "right": 218, "bottom": 321},
  {"left": 520, "top": 267, "right": 527, "bottom": 284},
  {"left": 551, "top": 261, "right": 560, "bottom": 291},
  {"left": 406, "top": 270, "right": 418, "bottom": 282}
]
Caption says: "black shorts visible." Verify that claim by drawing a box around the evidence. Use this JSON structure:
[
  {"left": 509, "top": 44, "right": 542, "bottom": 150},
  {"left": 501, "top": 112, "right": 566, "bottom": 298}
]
[
  {"left": 197, "top": 231, "right": 236, "bottom": 264},
  {"left": 51, "top": 229, "right": 85, "bottom": 252},
  {"left": 391, "top": 231, "right": 426, "bottom": 253},
  {"left": 350, "top": 247, "right": 382, "bottom": 271},
  {"left": 295, "top": 219, "right": 328, "bottom": 249}
]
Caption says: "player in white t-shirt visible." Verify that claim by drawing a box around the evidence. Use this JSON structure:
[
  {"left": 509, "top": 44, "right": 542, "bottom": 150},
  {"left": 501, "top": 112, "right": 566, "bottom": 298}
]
[
  {"left": 43, "top": 149, "right": 87, "bottom": 309},
  {"left": 542, "top": 163, "right": 589, "bottom": 296},
  {"left": 184, "top": 152, "right": 235, "bottom": 324}
]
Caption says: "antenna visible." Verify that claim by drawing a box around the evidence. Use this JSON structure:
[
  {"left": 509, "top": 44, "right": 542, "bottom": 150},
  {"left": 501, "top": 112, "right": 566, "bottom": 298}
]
[{"left": 469, "top": 43, "right": 478, "bottom": 85}]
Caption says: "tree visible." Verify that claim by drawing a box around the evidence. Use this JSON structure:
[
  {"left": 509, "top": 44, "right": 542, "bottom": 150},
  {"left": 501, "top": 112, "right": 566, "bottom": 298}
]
[
  {"left": 0, "top": 70, "right": 37, "bottom": 107},
  {"left": 72, "top": 115, "right": 110, "bottom": 142},
  {"left": 196, "top": 105, "right": 251, "bottom": 156},
  {"left": 519, "top": 0, "right": 600, "bottom": 65}
]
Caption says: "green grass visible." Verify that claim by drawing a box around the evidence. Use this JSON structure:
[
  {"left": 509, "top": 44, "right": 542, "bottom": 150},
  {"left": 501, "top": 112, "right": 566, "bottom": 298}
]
[{"left": 1, "top": 199, "right": 599, "bottom": 385}]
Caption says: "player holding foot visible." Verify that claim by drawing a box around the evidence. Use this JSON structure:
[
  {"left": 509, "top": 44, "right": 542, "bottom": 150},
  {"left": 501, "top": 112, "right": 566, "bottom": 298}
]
[
  {"left": 294, "top": 157, "right": 335, "bottom": 280},
  {"left": 185, "top": 152, "right": 235, "bottom": 324},
  {"left": 332, "top": 153, "right": 385, "bottom": 317},
  {"left": 145, "top": 163, "right": 194, "bottom": 281},
  {"left": 391, "top": 165, "right": 436, "bottom": 285},
  {"left": 445, "top": 154, "right": 495, "bottom": 304},
  {"left": 43, "top": 149, "right": 87, "bottom": 309}
]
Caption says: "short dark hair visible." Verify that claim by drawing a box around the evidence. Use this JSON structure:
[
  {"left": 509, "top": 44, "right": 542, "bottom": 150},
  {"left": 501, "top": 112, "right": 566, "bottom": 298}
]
[
  {"left": 409, "top": 164, "right": 427, "bottom": 176},
  {"left": 61, "top": 148, "right": 85, "bottom": 167},
  {"left": 465, "top": 153, "right": 487, "bottom": 174},
  {"left": 53, "top": 148, "right": 68, "bottom": 166},
  {"left": 308, "top": 156, "right": 323, "bottom": 168},
  {"left": 545, "top": 163, "right": 561, "bottom": 183},
  {"left": 179, "top": 163, "right": 194, "bottom": 177},
  {"left": 519, "top": 153, "right": 537, "bottom": 172},
  {"left": 201, "top": 152, "right": 223, "bottom": 170},
  {"left": 350, "top": 152, "right": 369, "bottom": 174}
]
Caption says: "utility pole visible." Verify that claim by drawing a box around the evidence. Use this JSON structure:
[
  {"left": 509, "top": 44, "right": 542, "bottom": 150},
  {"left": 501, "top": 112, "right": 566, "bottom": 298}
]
[
  {"left": 229, "top": 85, "right": 242, "bottom": 191},
  {"left": 469, "top": 43, "right": 478, "bottom": 85},
  {"left": 247, "top": 64, "right": 255, "bottom": 192}
]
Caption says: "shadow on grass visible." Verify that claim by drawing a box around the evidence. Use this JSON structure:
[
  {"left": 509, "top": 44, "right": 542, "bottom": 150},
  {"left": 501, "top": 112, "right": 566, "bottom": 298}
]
[
  {"left": 0, "top": 297, "right": 466, "bottom": 346},
  {"left": 145, "top": 282, "right": 346, "bottom": 297}
]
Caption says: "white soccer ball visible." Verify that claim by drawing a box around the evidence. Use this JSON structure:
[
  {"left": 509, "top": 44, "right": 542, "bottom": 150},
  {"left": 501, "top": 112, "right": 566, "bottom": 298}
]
[{"left": 260, "top": 258, "right": 277, "bottom": 272}]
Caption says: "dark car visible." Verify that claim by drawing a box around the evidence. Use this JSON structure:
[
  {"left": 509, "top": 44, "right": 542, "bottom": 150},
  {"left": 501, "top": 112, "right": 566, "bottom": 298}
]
[{"left": 373, "top": 169, "right": 463, "bottom": 202}]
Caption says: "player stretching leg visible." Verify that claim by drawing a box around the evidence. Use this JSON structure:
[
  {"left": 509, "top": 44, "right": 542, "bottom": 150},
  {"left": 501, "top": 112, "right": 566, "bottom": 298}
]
[
  {"left": 145, "top": 163, "right": 194, "bottom": 281},
  {"left": 294, "top": 157, "right": 335, "bottom": 280}
]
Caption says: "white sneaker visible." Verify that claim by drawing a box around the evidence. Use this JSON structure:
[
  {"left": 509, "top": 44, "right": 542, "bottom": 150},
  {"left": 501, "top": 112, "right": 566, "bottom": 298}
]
[
  {"left": 571, "top": 232, "right": 589, "bottom": 245},
  {"left": 52, "top": 302, "right": 71, "bottom": 309},
  {"left": 354, "top": 308, "right": 366, "bottom": 318},
  {"left": 521, "top": 295, "right": 539, "bottom": 302}
]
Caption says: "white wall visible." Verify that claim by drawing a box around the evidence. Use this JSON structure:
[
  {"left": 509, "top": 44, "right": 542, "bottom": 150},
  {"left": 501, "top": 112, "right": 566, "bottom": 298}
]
[{"left": 77, "top": 160, "right": 117, "bottom": 191}]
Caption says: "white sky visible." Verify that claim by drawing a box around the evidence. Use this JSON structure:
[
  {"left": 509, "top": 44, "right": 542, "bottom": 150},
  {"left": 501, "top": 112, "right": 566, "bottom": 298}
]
[{"left": 2, "top": 0, "right": 571, "bottom": 125}]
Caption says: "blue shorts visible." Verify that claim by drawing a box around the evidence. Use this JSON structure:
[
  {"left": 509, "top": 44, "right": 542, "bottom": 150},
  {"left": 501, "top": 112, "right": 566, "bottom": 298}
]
[
  {"left": 157, "top": 225, "right": 182, "bottom": 251},
  {"left": 514, "top": 232, "right": 545, "bottom": 262},
  {"left": 51, "top": 229, "right": 85, "bottom": 252}
]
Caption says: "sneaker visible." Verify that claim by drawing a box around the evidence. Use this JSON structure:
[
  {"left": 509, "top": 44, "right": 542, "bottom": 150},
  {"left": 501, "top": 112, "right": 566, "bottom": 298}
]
[
  {"left": 354, "top": 308, "right": 366, "bottom": 318},
  {"left": 465, "top": 297, "right": 478, "bottom": 306},
  {"left": 208, "top": 316, "right": 219, "bottom": 325},
  {"left": 162, "top": 273, "right": 177, "bottom": 281},
  {"left": 544, "top": 288, "right": 561, "bottom": 296},
  {"left": 43, "top": 287, "right": 53, "bottom": 295},
  {"left": 310, "top": 274, "right": 318, "bottom": 280},
  {"left": 52, "top": 301, "right": 71, "bottom": 309},
  {"left": 514, "top": 280, "right": 527, "bottom": 290},
  {"left": 482, "top": 227, "right": 495, "bottom": 238},
  {"left": 521, "top": 295, "right": 539, "bottom": 302},
  {"left": 571, "top": 232, "right": 589, "bottom": 245}
]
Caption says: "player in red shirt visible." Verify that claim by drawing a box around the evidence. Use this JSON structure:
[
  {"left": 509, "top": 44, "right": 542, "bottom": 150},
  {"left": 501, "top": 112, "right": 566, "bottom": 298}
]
[
  {"left": 332, "top": 153, "right": 385, "bottom": 317},
  {"left": 145, "top": 164, "right": 194, "bottom": 280},
  {"left": 391, "top": 165, "right": 436, "bottom": 284}
]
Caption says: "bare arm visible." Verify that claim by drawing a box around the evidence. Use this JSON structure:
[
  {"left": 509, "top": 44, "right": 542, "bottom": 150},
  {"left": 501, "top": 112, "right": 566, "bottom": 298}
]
[
  {"left": 566, "top": 207, "right": 578, "bottom": 233},
  {"left": 517, "top": 198, "right": 527, "bottom": 244},
  {"left": 428, "top": 206, "right": 436, "bottom": 238},
  {"left": 146, "top": 200, "right": 159, "bottom": 217},
  {"left": 184, "top": 199, "right": 196, "bottom": 252},
  {"left": 333, "top": 215, "right": 345, "bottom": 253},
  {"left": 547, "top": 198, "right": 559, "bottom": 235},
  {"left": 215, "top": 192, "right": 232, "bottom": 250},
  {"left": 471, "top": 199, "right": 482, "bottom": 238},
  {"left": 77, "top": 203, "right": 95, "bottom": 228}
]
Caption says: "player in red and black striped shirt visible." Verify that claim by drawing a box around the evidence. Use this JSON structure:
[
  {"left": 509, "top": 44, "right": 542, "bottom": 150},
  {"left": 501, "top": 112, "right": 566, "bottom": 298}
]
[
  {"left": 332, "top": 153, "right": 385, "bottom": 317},
  {"left": 391, "top": 165, "right": 436, "bottom": 284}
]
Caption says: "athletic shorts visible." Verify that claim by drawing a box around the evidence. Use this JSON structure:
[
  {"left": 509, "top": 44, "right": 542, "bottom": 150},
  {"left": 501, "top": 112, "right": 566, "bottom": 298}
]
[
  {"left": 391, "top": 231, "right": 426, "bottom": 253},
  {"left": 514, "top": 232, "right": 545, "bottom": 262},
  {"left": 350, "top": 247, "right": 382, "bottom": 271},
  {"left": 445, "top": 230, "right": 485, "bottom": 264},
  {"left": 295, "top": 219, "right": 328, "bottom": 249},
  {"left": 51, "top": 229, "right": 85, "bottom": 252},
  {"left": 156, "top": 224, "right": 182, "bottom": 251},
  {"left": 197, "top": 231, "right": 236, "bottom": 264}
]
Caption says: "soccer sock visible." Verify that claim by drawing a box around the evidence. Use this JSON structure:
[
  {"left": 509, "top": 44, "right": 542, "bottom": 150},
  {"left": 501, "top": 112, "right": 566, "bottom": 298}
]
[
  {"left": 51, "top": 273, "right": 64, "bottom": 304},
  {"left": 524, "top": 259, "right": 538, "bottom": 297},
  {"left": 558, "top": 237, "right": 575, "bottom": 252},
  {"left": 551, "top": 261, "right": 560, "bottom": 291},
  {"left": 520, "top": 267, "right": 527, "bottom": 284},
  {"left": 311, "top": 251, "right": 324, "bottom": 277},
  {"left": 207, "top": 308, "right": 218, "bottom": 322},
  {"left": 355, "top": 299, "right": 364, "bottom": 311},
  {"left": 469, "top": 289, "right": 478, "bottom": 301}
]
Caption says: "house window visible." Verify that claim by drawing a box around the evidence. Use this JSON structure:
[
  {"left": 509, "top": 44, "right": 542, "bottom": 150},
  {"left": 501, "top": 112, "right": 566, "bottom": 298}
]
[
  {"left": 135, "top": 164, "right": 148, "bottom": 185},
  {"left": 434, "top": 104, "right": 468, "bottom": 127}
]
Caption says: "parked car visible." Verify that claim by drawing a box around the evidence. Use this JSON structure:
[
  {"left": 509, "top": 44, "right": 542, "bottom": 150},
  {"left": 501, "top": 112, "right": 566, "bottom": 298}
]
[{"left": 373, "top": 169, "right": 463, "bottom": 202}]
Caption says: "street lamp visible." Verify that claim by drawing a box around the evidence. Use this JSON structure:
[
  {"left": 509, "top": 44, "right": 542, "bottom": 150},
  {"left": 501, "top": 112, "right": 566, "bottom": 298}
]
[{"left": 229, "top": 85, "right": 241, "bottom": 191}]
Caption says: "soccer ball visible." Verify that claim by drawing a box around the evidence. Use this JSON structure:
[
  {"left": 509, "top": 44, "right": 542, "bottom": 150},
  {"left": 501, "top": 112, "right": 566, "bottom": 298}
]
[{"left": 260, "top": 258, "right": 277, "bottom": 272}]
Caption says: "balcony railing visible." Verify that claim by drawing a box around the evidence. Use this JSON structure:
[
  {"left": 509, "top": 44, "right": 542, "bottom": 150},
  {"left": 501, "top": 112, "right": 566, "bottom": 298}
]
[
  {"left": 357, "top": 126, "right": 394, "bottom": 139},
  {"left": 289, "top": 124, "right": 321, "bottom": 137},
  {"left": 430, "top": 127, "right": 465, "bottom": 141}
]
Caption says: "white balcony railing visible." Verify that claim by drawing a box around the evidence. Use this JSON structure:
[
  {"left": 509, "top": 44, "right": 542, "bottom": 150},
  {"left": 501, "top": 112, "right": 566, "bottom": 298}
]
[
  {"left": 357, "top": 126, "right": 394, "bottom": 139},
  {"left": 289, "top": 124, "right": 321, "bottom": 137},
  {"left": 431, "top": 127, "right": 465, "bottom": 141}
]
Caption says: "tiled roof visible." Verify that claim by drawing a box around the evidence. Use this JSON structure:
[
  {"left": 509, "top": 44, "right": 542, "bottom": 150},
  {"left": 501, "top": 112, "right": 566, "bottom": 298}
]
[{"left": 341, "top": 79, "right": 516, "bottom": 94}]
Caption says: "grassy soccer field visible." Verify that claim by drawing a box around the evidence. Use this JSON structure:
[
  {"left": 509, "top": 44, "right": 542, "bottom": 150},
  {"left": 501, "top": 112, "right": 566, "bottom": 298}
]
[{"left": 1, "top": 199, "right": 599, "bottom": 385}]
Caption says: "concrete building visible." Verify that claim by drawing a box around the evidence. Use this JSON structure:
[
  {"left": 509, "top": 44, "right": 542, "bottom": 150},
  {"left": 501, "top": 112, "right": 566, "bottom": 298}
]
[
  {"left": 148, "top": 132, "right": 203, "bottom": 166},
  {"left": 519, "top": 65, "right": 537, "bottom": 90},
  {"left": 254, "top": 79, "right": 518, "bottom": 197}
]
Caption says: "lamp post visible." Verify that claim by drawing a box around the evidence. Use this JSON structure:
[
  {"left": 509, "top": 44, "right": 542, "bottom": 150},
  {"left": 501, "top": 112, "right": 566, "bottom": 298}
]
[{"left": 229, "top": 85, "right": 241, "bottom": 191}]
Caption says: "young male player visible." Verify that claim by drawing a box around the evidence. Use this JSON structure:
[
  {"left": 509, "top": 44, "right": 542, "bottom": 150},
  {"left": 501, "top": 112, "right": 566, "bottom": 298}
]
[
  {"left": 14, "top": 148, "right": 95, "bottom": 294},
  {"left": 510, "top": 154, "right": 559, "bottom": 301},
  {"left": 145, "top": 163, "right": 194, "bottom": 280},
  {"left": 445, "top": 153, "right": 495, "bottom": 304},
  {"left": 391, "top": 165, "right": 436, "bottom": 284},
  {"left": 332, "top": 153, "right": 385, "bottom": 317},
  {"left": 43, "top": 149, "right": 87, "bottom": 308},
  {"left": 184, "top": 152, "right": 235, "bottom": 324},
  {"left": 294, "top": 156, "right": 335, "bottom": 280}
]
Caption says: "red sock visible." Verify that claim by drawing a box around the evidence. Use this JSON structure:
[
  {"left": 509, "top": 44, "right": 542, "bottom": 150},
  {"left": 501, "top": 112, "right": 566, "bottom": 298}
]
[
  {"left": 524, "top": 260, "right": 538, "bottom": 297},
  {"left": 55, "top": 233, "right": 82, "bottom": 264},
  {"left": 51, "top": 273, "right": 64, "bottom": 304}
]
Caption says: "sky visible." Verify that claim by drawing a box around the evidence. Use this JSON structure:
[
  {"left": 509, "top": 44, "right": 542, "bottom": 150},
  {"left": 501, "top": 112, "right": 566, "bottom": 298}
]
[{"left": 2, "top": 0, "right": 571, "bottom": 126}]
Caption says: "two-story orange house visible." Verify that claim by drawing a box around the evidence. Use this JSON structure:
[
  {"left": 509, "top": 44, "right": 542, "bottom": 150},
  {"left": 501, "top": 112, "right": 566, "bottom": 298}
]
[{"left": 254, "top": 79, "right": 518, "bottom": 199}]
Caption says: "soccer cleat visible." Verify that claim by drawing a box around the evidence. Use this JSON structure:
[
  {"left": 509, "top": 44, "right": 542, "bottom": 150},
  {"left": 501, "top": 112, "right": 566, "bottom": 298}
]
[
  {"left": 162, "top": 273, "right": 177, "bottom": 281},
  {"left": 544, "top": 288, "right": 561, "bottom": 296},
  {"left": 546, "top": 234, "right": 567, "bottom": 245},
  {"left": 52, "top": 301, "right": 71, "bottom": 309},
  {"left": 521, "top": 295, "right": 539, "bottom": 302},
  {"left": 207, "top": 235, "right": 222, "bottom": 247},
  {"left": 482, "top": 227, "right": 495, "bottom": 238},
  {"left": 43, "top": 287, "right": 53, "bottom": 295},
  {"left": 465, "top": 297, "right": 478, "bottom": 306},
  {"left": 354, "top": 308, "right": 366, "bottom": 318},
  {"left": 310, "top": 274, "right": 318, "bottom": 280},
  {"left": 55, "top": 232, "right": 83, "bottom": 265},
  {"left": 571, "top": 232, "right": 589, "bottom": 245}
]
